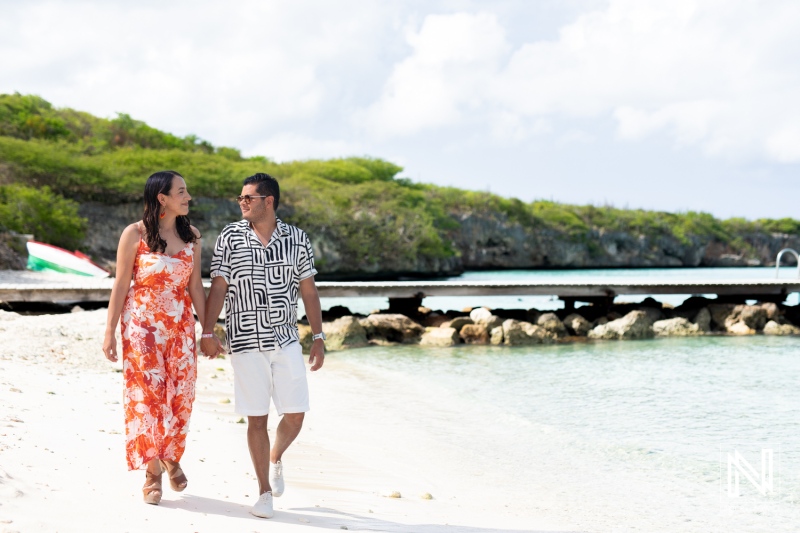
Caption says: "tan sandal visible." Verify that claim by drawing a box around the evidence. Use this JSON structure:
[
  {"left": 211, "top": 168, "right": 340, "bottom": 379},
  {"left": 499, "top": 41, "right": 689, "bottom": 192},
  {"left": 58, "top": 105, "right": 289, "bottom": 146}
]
[
  {"left": 159, "top": 459, "right": 188, "bottom": 492},
  {"left": 143, "top": 469, "right": 163, "bottom": 505}
]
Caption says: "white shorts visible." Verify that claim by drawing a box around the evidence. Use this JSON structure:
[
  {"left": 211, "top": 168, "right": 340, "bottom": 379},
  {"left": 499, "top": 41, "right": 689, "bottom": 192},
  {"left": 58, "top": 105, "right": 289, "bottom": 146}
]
[{"left": 229, "top": 342, "right": 310, "bottom": 416}]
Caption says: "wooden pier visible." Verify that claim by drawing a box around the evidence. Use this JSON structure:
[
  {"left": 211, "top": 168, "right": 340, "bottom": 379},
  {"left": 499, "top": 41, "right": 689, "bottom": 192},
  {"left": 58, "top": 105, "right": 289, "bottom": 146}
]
[{"left": 2, "top": 275, "right": 800, "bottom": 309}]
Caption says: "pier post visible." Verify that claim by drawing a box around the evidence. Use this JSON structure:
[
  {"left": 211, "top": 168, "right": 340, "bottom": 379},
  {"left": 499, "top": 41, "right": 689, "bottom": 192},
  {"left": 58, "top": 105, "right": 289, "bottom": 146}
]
[{"left": 388, "top": 294, "right": 424, "bottom": 316}]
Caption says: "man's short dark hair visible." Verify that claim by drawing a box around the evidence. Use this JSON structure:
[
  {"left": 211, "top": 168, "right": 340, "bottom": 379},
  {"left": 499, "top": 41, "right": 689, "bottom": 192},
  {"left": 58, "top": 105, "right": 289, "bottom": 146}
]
[{"left": 243, "top": 173, "right": 280, "bottom": 210}]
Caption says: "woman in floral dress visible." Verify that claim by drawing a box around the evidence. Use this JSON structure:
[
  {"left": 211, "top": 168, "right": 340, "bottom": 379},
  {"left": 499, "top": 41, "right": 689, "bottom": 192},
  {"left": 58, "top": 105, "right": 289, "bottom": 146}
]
[{"left": 103, "top": 170, "right": 207, "bottom": 505}]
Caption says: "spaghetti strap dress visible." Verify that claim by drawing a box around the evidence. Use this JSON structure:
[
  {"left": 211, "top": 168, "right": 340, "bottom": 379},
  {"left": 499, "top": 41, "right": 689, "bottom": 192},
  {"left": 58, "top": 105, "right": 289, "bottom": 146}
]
[{"left": 121, "top": 227, "right": 197, "bottom": 470}]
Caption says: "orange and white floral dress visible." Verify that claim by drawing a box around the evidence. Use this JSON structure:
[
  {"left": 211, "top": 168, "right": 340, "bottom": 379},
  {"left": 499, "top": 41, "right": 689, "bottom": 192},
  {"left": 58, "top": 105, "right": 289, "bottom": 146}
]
[{"left": 121, "top": 229, "right": 197, "bottom": 471}]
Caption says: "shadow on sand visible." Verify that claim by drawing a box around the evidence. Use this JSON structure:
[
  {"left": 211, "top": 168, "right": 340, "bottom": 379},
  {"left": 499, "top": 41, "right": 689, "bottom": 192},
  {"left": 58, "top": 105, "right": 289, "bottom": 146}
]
[{"left": 160, "top": 495, "right": 583, "bottom": 533}]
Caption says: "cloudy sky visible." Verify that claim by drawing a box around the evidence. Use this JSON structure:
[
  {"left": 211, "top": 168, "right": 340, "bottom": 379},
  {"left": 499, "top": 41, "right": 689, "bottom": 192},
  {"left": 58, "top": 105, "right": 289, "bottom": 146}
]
[{"left": 2, "top": 0, "right": 799, "bottom": 219}]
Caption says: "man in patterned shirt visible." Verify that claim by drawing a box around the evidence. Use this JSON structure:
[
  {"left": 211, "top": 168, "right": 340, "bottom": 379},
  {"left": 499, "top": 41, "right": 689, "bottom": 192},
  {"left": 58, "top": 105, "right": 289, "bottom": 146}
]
[{"left": 201, "top": 173, "right": 325, "bottom": 519}]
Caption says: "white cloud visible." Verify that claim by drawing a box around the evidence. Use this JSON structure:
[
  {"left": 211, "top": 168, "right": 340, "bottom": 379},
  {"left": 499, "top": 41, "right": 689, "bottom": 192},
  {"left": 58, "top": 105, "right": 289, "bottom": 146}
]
[
  {"left": 493, "top": 0, "right": 800, "bottom": 161},
  {"left": 361, "top": 12, "right": 511, "bottom": 138},
  {"left": 765, "top": 127, "right": 800, "bottom": 163},
  {"left": 249, "top": 133, "right": 364, "bottom": 163},
  {"left": 0, "top": 0, "right": 392, "bottom": 148},
  {"left": 358, "top": 0, "right": 800, "bottom": 163}
]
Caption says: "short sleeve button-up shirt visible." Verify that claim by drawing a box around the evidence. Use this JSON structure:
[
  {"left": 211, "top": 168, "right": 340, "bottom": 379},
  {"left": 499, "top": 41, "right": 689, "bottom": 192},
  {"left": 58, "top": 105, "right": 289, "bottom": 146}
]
[{"left": 210, "top": 218, "right": 317, "bottom": 354}]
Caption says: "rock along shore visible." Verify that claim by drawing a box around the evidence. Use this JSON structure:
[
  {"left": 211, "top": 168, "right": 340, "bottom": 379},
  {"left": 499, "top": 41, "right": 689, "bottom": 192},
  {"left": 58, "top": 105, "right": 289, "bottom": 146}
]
[{"left": 286, "top": 297, "right": 800, "bottom": 352}]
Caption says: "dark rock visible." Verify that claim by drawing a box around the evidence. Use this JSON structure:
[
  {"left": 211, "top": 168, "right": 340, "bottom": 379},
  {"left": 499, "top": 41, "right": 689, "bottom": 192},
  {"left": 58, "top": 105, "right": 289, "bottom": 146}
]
[
  {"left": 460, "top": 324, "right": 489, "bottom": 344},
  {"left": 694, "top": 308, "right": 711, "bottom": 332},
  {"left": 321, "top": 305, "right": 354, "bottom": 321},
  {"left": 708, "top": 304, "right": 736, "bottom": 330},
  {"left": 761, "top": 302, "right": 781, "bottom": 321},
  {"left": 0, "top": 232, "right": 28, "bottom": 270},
  {"left": 726, "top": 305, "right": 768, "bottom": 331},
  {"left": 445, "top": 316, "right": 474, "bottom": 332},
  {"left": 359, "top": 314, "right": 424, "bottom": 344},
  {"left": 563, "top": 313, "right": 592, "bottom": 336},
  {"left": 423, "top": 313, "right": 451, "bottom": 328}
]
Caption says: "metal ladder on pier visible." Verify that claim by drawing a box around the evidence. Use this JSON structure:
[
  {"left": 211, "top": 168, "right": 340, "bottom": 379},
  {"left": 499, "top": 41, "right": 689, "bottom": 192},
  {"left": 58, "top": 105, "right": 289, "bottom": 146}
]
[{"left": 775, "top": 248, "right": 800, "bottom": 278}]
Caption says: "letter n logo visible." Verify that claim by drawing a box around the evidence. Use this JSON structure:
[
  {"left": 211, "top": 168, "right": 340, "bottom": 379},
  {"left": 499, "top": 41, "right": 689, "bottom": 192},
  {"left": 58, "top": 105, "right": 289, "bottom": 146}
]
[{"left": 727, "top": 449, "right": 773, "bottom": 497}]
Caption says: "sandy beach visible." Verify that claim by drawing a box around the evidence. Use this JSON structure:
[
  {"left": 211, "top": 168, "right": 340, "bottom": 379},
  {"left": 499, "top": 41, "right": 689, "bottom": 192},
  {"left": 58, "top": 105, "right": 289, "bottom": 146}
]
[{"left": 0, "top": 308, "right": 569, "bottom": 533}]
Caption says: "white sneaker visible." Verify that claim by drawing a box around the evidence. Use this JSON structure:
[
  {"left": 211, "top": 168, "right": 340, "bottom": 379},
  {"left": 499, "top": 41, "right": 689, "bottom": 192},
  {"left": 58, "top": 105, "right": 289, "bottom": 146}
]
[
  {"left": 250, "top": 491, "right": 274, "bottom": 518},
  {"left": 270, "top": 461, "right": 285, "bottom": 497}
]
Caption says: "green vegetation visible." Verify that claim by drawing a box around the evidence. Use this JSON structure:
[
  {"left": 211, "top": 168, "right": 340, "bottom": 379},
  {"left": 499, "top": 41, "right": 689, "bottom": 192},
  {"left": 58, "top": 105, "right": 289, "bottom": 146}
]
[
  {"left": 0, "top": 184, "right": 87, "bottom": 249},
  {"left": 0, "top": 92, "right": 797, "bottom": 267}
]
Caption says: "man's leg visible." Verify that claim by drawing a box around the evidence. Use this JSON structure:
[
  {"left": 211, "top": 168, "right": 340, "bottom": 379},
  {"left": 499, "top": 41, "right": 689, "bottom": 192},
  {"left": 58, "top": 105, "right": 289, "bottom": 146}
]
[
  {"left": 247, "top": 415, "right": 271, "bottom": 494},
  {"left": 270, "top": 412, "right": 304, "bottom": 463}
]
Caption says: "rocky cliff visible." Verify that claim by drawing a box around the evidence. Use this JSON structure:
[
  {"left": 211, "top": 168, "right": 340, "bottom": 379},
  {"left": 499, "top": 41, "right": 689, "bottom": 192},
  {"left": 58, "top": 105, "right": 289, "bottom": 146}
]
[
  {"left": 447, "top": 210, "right": 800, "bottom": 270},
  {"left": 75, "top": 199, "right": 799, "bottom": 278}
]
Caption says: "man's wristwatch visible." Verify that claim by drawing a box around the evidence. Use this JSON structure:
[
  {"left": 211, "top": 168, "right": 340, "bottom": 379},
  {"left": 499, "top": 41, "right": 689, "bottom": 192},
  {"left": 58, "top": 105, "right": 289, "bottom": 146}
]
[{"left": 311, "top": 332, "right": 326, "bottom": 342}]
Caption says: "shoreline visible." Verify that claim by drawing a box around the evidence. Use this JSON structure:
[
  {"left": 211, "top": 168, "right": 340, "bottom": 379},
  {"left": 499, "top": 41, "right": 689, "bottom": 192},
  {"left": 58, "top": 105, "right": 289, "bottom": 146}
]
[{"left": 0, "top": 308, "right": 561, "bottom": 532}]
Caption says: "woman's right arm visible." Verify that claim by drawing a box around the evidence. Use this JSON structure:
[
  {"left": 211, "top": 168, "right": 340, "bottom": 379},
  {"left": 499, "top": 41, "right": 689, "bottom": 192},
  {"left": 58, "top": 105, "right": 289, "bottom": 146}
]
[{"left": 102, "top": 224, "right": 140, "bottom": 362}]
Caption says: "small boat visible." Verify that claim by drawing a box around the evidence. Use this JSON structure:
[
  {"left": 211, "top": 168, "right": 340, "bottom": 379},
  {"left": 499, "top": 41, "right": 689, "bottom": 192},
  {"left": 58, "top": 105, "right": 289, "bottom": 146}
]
[{"left": 26, "top": 241, "right": 110, "bottom": 278}]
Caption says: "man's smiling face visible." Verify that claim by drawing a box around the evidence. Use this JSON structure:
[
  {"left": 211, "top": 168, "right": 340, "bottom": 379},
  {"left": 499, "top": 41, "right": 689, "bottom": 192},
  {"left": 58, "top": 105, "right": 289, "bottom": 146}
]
[{"left": 239, "top": 183, "right": 269, "bottom": 223}]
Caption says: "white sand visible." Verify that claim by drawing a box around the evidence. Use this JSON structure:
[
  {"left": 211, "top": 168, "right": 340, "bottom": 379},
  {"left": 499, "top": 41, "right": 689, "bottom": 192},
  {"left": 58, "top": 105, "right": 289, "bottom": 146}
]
[{"left": 0, "top": 309, "right": 572, "bottom": 533}]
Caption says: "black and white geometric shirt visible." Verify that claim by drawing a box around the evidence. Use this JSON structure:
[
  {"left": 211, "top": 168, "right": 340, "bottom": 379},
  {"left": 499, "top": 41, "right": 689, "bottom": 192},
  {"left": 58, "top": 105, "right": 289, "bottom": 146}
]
[{"left": 210, "top": 218, "right": 317, "bottom": 354}]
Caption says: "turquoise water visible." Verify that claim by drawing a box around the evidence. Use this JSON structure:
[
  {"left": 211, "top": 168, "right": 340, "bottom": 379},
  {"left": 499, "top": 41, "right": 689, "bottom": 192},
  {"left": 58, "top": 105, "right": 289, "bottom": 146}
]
[
  {"left": 325, "top": 336, "right": 800, "bottom": 532},
  {"left": 314, "top": 267, "right": 800, "bottom": 314}
]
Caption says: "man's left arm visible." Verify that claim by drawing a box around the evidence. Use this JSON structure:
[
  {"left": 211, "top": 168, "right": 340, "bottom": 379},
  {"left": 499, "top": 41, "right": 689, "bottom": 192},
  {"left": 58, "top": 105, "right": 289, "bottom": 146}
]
[{"left": 299, "top": 276, "right": 324, "bottom": 371}]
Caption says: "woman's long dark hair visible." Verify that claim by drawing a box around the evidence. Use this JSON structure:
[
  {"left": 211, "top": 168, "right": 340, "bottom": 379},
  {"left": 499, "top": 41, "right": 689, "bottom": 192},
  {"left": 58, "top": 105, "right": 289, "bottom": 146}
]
[{"left": 142, "top": 170, "right": 197, "bottom": 253}]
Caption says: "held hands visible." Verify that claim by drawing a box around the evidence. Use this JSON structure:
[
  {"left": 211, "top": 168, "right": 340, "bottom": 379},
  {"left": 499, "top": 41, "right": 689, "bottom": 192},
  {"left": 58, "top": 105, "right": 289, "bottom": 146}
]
[
  {"left": 309, "top": 339, "right": 325, "bottom": 371},
  {"left": 200, "top": 335, "right": 226, "bottom": 359}
]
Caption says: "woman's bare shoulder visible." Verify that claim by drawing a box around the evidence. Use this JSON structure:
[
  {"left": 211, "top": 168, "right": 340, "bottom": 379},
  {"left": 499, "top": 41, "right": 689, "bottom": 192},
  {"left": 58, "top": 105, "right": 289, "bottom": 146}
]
[
  {"left": 120, "top": 222, "right": 143, "bottom": 244},
  {"left": 190, "top": 225, "right": 202, "bottom": 239}
]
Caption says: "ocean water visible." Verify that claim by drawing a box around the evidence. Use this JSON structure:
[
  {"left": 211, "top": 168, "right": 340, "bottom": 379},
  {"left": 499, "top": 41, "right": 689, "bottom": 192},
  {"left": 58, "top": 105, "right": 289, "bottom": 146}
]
[
  {"left": 301, "top": 267, "right": 800, "bottom": 530},
  {"left": 320, "top": 336, "right": 800, "bottom": 532},
  {"left": 312, "top": 267, "right": 800, "bottom": 315}
]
